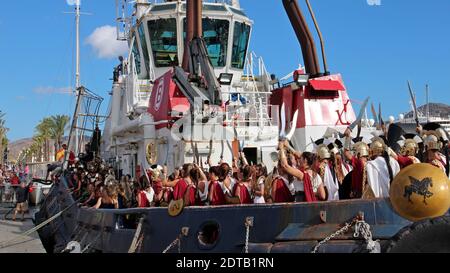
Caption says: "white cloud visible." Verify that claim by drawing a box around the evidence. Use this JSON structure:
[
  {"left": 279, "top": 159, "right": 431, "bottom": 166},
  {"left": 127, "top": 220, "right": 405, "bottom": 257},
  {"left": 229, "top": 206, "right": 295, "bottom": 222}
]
[
  {"left": 33, "top": 86, "right": 73, "bottom": 95},
  {"left": 85, "top": 25, "right": 128, "bottom": 59}
]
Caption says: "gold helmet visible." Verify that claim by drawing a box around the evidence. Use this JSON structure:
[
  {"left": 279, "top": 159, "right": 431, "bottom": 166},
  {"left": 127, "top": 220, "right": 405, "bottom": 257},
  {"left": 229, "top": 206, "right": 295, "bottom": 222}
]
[
  {"left": 402, "top": 139, "right": 419, "bottom": 156},
  {"left": 316, "top": 144, "right": 331, "bottom": 160},
  {"left": 423, "top": 131, "right": 442, "bottom": 151},
  {"left": 353, "top": 142, "right": 369, "bottom": 157},
  {"left": 370, "top": 137, "right": 386, "bottom": 157},
  {"left": 149, "top": 165, "right": 163, "bottom": 181},
  {"left": 398, "top": 134, "right": 422, "bottom": 156},
  {"left": 390, "top": 163, "right": 450, "bottom": 222}
]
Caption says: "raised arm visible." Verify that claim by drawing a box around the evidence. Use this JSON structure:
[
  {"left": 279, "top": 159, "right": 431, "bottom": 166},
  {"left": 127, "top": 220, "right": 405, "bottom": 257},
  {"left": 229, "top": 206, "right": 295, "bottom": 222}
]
[
  {"left": 278, "top": 142, "right": 304, "bottom": 181},
  {"left": 240, "top": 152, "right": 249, "bottom": 166}
]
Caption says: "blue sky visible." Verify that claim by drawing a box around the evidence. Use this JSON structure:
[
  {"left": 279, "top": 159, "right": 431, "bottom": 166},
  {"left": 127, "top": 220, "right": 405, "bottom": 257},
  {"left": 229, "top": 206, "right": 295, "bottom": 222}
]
[{"left": 1, "top": 0, "right": 450, "bottom": 141}]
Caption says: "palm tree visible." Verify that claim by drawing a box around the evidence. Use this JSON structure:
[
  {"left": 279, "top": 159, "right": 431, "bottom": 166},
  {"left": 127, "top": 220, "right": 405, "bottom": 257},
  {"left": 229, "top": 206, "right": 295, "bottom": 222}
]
[
  {"left": 48, "top": 115, "right": 70, "bottom": 159},
  {"left": 32, "top": 134, "right": 47, "bottom": 162},
  {"left": 35, "top": 118, "right": 53, "bottom": 162},
  {"left": 0, "top": 111, "right": 8, "bottom": 165}
]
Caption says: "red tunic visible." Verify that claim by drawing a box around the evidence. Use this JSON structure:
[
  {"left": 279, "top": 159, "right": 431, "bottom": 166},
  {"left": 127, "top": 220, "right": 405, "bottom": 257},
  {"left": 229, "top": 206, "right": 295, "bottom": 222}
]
[
  {"left": 173, "top": 179, "right": 188, "bottom": 200},
  {"left": 232, "top": 183, "right": 253, "bottom": 204},
  {"left": 152, "top": 180, "right": 163, "bottom": 196},
  {"left": 138, "top": 191, "right": 149, "bottom": 208},
  {"left": 351, "top": 157, "right": 365, "bottom": 196},
  {"left": 302, "top": 171, "right": 317, "bottom": 202},
  {"left": 272, "top": 178, "right": 294, "bottom": 203},
  {"left": 208, "top": 181, "right": 226, "bottom": 206},
  {"left": 184, "top": 185, "right": 200, "bottom": 207},
  {"left": 397, "top": 155, "right": 414, "bottom": 169}
]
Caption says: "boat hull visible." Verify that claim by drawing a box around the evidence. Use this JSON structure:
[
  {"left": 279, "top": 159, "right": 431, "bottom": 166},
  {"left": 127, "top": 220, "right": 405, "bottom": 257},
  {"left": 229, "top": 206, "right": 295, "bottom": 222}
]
[{"left": 36, "top": 177, "right": 421, "bottom": 253}]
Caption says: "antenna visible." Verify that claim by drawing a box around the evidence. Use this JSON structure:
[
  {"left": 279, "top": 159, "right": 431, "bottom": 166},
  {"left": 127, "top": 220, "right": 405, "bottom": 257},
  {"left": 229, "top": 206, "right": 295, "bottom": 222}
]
[
  {"left": 426, "top": 84, "right": 430, "bottom": 122},
  {"left": 116, "top": 0, "right": 132, "bottom": 41},
  {"left": 65, "top": 0, "right": 92, "bottom": 156}
]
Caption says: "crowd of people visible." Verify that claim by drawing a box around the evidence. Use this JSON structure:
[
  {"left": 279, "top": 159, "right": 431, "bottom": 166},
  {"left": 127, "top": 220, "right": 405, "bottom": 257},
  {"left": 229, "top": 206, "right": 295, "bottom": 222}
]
[
  {"left": 0, "top": 163, "right": 33, "bottom": 221},
  {"left": 52, "top": 123, "right": 449, "bottom": 211}
]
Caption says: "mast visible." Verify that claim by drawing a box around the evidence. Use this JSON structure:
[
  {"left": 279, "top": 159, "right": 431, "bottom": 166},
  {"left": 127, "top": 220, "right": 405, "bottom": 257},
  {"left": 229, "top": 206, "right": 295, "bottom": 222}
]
[{"left": 74, "top": 1, "right": 81, "bottom": 155}]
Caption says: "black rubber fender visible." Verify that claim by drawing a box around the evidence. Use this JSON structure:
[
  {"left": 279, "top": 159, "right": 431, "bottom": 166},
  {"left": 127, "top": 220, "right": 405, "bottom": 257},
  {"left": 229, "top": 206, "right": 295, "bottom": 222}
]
[{"left": 386, "top": 215, "right": 450, "bottom": 253}]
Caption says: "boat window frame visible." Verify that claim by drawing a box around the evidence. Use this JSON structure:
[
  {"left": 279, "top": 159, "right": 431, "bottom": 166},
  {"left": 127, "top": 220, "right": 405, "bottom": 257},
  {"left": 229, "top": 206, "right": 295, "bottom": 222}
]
[
  {"left": 147, "top": 18, "right": 180, "bottom": 68},
  {"left": 130, "top": 35, "right": 143, "bottom": 78},
  {"left": 231, "top": 21, "right": 252, "bottom": 70},
  {"left": 138, "top": 23, "right": 152, "bottom": 79},
  {"left": 182, "top": 17, "right": 231, "bottom": 68}
]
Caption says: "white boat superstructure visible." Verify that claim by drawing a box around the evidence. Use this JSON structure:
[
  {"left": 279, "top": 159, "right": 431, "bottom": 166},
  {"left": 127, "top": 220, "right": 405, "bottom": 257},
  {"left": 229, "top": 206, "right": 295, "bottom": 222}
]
[{"left": 102, "top": 0, "right": 279, "bottom": 176}]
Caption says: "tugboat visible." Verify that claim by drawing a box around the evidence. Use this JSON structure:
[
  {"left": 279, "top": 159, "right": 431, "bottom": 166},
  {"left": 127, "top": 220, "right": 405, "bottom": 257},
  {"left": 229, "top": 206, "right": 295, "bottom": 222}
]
[{"left": 35, "top": 0, "right": 450, "bottom": 253}]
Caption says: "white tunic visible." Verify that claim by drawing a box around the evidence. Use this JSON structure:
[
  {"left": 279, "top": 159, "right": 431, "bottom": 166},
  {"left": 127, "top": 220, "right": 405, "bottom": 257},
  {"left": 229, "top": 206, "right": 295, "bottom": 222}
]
[
  {"left": 198, "top": 180, "right": 209, "bottom": 202},
  {"left": 323, "top": 165, "right": 340, "bottom": 201},
  {"left": 253, "top": 177, "right": 266, "bottom": 204},
  {"left": 366, "top": 156, "right": 400, "bottom": 198}
]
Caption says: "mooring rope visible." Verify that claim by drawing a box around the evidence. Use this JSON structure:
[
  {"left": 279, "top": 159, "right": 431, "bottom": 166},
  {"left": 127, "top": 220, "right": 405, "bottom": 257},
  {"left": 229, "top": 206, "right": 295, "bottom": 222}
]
[{"left": 0, "top": 199, "right": 80, "bottom": 250}]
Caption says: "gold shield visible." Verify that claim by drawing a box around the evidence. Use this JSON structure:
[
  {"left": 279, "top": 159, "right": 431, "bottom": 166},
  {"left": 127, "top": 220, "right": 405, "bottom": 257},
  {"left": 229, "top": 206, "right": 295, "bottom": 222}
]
[
  {"left": 390, "top": 163, "right": 450, "bottom": 222},
  {"left": 146, "top": 142, "right": 158, "bottom": 165},
  {"left": 168, "top": 199, "right": 184, "bottom": 217}
]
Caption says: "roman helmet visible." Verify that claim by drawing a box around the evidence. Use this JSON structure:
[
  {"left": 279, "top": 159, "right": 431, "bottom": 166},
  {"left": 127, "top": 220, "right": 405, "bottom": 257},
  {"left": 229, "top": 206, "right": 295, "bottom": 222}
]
[
  {"left": 353, "top": 142, "right": 369, "bottom": 158},
  {"left": 398, "top": 134, "right": 422, "bottom": 156},
  {"left": 423, "top": 131, "right": 442, "bottom": 151},
  {"left": 316, "top": 144, "right": 331, "bottom": 160},
  {"left": 370, "top": 136, "right": 386, "bottom": 157},
  {"left": 149, "top": 165, "right": 163, "bottom": 181},
  {"left": 324, "top": 138, "right": 343, "bottom": 155},
  {"left": 390, "top": 163, "right": 450, "bottom": 222}
]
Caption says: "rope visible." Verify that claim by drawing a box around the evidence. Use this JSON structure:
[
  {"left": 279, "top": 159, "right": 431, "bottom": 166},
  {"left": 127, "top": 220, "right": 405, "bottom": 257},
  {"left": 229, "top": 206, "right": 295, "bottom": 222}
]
[
  {"left": 81, "top": 232, "right": 102, "bottom": 253},
  {"left": 162, "top": 236, "right": 181, "bottom": 254},
  {"left": 0, "top": 198, "right": 80, "bottom": 250},
  {"left": 128, "top": 217, "right": 145, "bottom": 253}
]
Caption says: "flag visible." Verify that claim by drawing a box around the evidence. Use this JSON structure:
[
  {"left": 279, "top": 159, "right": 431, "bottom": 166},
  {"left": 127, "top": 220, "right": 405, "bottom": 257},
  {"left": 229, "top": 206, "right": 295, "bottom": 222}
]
[{"left": 56, "top": 148, "right": 65, "bottom": 161}]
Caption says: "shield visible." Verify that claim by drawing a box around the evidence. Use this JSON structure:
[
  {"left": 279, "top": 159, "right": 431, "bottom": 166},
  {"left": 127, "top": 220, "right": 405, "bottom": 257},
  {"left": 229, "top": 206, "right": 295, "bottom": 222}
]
[
  {"left": 168, "top": 199, "right": 184, "bottom": 217},
  {"left": 387, "top": 123, "right": 406, "bottom": 153},
  {"left": 146, "top": 142, "right": 158, "bottom": 165}
]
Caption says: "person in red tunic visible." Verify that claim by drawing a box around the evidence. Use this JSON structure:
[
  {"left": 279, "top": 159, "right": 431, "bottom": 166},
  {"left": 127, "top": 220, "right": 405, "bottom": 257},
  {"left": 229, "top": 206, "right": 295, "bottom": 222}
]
[
  {"left": 163, "top": 164, "right": 194, "bottom": 201},
  {"left": 184, "top": 166, "right": 206, "bottom": 207},
  {"left": 208, "top": 166, "right": 226, "bottom": 206},
  {"left": 232, "top": 165, "right": 254, "bottom": 204},
  {"left": 271, "top": 169, "right": 294, "bottom": 203},
  {"left": 137, "top": 183, "right": 150, "bottom": 208},
  {"left": 343, "top": 141, "right": 369, "bottom": 199}
]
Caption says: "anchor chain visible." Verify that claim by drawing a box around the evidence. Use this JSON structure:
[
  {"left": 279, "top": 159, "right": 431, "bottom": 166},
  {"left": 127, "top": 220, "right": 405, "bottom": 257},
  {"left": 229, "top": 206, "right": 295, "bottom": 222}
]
[
  {"left": 312, "top": 219, "right": 356, "bottom": 253},
  {"left": 312, "top": 213, "right": 379, "bottom": 253},
  {"left": 244, "top": 217, "right": 254, "bottom": 254},
  {"left": 354, "top": 220, "right": 380, "bottom": 253}
]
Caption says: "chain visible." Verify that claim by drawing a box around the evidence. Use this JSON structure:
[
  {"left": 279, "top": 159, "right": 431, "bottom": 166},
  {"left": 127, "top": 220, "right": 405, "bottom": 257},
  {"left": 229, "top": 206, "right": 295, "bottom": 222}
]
[
  {"left": 311, "top": 219, "right": 357, "bottom": 253},
  {"left": 162, "top": 236, "right": 181, "bottom": 254},
  {"left": 312, "top": 216, "right": 380, "bottom": 253},
  {"left": 354, "top": 220, "right": 380, "bottom": 253},
  {"left": 245, "top": 221, "right": 250, "bottom": 254}
]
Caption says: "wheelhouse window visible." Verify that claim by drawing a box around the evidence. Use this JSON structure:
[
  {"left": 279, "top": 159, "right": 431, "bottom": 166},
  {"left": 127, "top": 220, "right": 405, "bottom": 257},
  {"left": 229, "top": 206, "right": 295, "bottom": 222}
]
[
  {"left": 138, "top": 24, "right": 150, "bottom": 78},
  {"left": 131, "top": 38, "right": 142, "bottom": 76},
  {"left": 147, "top": 19, "right": 179, "bottom": 67},
  {"left": 183, "top": 18, "right": 229, "bottom": 67},
  {"left": 231, "top": 22, "right": 251, "bottom": 69}
]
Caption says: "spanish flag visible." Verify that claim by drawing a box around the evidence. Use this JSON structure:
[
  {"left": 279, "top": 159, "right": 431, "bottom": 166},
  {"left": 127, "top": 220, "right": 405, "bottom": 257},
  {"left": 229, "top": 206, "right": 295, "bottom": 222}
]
[{"left": 56, "top": 149, "right": 65, "bottom": 161}]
